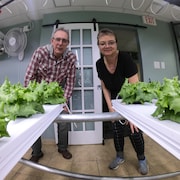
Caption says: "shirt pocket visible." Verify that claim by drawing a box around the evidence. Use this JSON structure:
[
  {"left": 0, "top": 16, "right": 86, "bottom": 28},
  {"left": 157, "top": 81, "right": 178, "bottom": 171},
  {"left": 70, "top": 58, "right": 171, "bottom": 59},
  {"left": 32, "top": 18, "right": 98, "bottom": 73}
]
[{"left": 38, "top": 64, "right": 52, "bottom": 78}]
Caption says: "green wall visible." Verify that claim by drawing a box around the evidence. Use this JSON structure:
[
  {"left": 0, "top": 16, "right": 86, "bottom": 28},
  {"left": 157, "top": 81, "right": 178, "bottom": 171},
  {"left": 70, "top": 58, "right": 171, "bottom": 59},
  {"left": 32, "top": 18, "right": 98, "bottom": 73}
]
[
  {"left": 138, "top": 21, "right": 178, "bottom": 81},
  {"left": 0, "top": 11, "right": 179, "bottom": 140},
  {"left": 0, "top": 20, "right": 42, "bottom": 84}
]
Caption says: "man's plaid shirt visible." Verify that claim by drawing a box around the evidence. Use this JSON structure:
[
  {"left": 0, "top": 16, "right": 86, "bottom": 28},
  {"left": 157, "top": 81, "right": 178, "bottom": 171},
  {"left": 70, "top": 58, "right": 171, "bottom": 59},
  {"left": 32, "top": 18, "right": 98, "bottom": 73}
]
[{"left": 24, "top": 44, "right": 76, "bottom": 102}]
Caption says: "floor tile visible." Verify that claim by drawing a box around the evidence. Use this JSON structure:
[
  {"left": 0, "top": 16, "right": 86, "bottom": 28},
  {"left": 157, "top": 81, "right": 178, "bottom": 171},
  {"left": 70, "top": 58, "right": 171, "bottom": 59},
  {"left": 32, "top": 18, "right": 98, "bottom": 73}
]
[{"left": 4, "top": 135, "right": 180, "bottom": 180}]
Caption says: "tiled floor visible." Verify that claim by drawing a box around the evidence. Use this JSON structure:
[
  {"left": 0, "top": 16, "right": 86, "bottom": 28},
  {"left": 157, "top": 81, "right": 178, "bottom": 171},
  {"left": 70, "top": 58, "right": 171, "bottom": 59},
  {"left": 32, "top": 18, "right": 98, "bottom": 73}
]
[{"left": 5, "top": 134, "right": 180, "bottom": 180}]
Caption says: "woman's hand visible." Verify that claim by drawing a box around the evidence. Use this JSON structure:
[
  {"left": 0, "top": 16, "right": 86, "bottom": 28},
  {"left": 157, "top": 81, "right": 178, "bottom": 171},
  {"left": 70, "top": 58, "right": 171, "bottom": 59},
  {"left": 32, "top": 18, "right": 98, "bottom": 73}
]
[
  {"left": 128, "top": 121, "right": 139, "bottom": 133},
  {"left": 109, "top": 107, "right": 116, "bottom": 123}
]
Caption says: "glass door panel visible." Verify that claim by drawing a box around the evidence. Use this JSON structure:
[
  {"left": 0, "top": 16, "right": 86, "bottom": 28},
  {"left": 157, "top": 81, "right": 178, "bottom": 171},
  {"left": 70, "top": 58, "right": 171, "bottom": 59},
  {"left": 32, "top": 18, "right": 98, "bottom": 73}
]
[
  {"left": 83, "top": 47, "right": 92, "bottom": 65},
  {"left": 83, "top": 29, "right": 92, "bottom": 44},
  {"left": 72, "top": 90, "right": 82, "bottom": 110},
  {"left": 71, "top": 30, "right": 80, "bottom": 45},
  {"left": 83, "top": 68, "right": 93, "bottom": 87},
  {"left": 71, "top": 47, "right": 81, "bottom": 65},
  {"left": 84, "top": 90, "right": 94, "bottom": 109},
  {"left": 75, "top": 69, "right": 82, "bottom": 87},
  {"left": 85, "top": 122, "right": 95, "bottom": 131}
]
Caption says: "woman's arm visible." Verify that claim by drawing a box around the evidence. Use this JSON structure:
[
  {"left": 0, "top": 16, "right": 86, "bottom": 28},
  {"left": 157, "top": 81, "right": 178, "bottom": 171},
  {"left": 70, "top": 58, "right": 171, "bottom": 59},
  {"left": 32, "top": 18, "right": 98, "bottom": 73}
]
[
  {"left": 127, "top": 73, "right": 139, "bottom": 133},
  {"left": 101, "top": 80, "right": 114, "bottom": 112},
  {"left": 128, "top": 73, "right": 139, "bottom": 84}
]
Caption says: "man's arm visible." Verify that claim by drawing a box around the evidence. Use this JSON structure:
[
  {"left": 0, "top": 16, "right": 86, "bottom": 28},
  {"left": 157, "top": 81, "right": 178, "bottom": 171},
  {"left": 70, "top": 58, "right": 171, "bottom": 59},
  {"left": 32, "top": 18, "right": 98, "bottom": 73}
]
[
  {"left": 63, "top": 61, "right": 76, "bottom": 102},
  {"left": 24, "top": 50, "right": 39, "bottom": 86}
]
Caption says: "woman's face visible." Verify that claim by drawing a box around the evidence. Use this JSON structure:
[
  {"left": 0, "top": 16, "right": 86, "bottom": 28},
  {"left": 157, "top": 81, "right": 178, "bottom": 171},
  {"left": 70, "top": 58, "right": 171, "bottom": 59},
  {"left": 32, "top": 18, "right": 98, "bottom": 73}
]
[
  {"left": 51, "top": 30, "right": 69, "bottom": 58},
  {"left": 98, "top": 34, "right": 117, "bottom": 57}
]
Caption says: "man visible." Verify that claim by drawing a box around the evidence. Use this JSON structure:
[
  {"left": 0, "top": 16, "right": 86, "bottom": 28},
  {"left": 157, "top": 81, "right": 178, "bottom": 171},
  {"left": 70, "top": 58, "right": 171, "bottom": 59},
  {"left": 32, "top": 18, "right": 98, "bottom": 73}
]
[{"left": 24, "top": 27, "right": 76, "bottom": 162}]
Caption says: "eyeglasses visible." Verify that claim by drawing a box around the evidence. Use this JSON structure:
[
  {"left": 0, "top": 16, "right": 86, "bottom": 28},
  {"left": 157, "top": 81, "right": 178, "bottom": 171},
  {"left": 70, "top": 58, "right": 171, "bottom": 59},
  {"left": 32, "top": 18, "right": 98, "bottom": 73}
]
[
  {"left": 53, "top": 37, "right": 69, "bottom": 44},
  {"left": 98, "top": 41, "right": 116, "bottom": 47}
]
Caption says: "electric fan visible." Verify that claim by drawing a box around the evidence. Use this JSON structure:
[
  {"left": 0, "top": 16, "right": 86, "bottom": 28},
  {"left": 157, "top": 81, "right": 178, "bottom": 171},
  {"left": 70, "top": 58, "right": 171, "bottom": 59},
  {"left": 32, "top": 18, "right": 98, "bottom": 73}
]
[{"left": 4, "top": 27, "right": 27, "bottom": 61}]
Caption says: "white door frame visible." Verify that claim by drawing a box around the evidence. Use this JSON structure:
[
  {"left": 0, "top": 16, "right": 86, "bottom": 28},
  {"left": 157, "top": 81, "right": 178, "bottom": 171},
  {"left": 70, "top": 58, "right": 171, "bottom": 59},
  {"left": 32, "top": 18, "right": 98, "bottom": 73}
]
[{"left": 54, "top": 23, "right": 102, "bottom": 145}]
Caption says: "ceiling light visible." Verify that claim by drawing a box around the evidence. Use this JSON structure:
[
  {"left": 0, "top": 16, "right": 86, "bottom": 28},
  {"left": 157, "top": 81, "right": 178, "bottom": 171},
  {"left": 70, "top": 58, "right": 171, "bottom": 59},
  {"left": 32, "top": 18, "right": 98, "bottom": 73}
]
[
  {"left": 21, "top": 1, "right": 28, "bottom": 11},
  {"left": 5, "top": 6, "right": 12, "bottom": 14},
  {"left": 43, "top": 0, "right": 48, "bottom": 7},
  {"left": 0, "top": 1, "right": 12, "bottom": 14},
  {"left": 131, "top": 0, "right": 145, "bottom": 10},
  {"left": 150, "top": 0, "right": 169, "bottom": 15},
  {"left": 131, "top": 0, "right": 145, "bottom": 11},
  {"left": 105, "top": 0, "right": 111, "bottom": 6}
]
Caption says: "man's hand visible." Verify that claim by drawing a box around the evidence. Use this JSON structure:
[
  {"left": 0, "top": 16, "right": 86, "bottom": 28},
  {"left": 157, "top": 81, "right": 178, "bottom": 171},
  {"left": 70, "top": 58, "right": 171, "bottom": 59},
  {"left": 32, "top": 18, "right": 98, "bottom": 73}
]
[{"left": 63, "top": 105, "right": 69, "bottom": 112}]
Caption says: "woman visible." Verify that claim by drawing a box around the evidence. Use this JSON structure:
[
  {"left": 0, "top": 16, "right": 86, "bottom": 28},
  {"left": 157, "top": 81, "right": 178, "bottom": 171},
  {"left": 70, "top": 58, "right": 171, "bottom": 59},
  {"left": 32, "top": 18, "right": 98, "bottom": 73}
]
[{"left": 96, "top": 28, "right": 148, "bottom": 175}]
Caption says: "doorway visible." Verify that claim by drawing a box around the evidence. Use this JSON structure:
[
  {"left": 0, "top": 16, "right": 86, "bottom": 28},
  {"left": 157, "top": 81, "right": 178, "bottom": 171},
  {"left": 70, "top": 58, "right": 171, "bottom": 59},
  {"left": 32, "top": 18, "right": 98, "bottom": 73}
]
[{"left": 99, "top": 26, "right": 143, "bottom": 139}]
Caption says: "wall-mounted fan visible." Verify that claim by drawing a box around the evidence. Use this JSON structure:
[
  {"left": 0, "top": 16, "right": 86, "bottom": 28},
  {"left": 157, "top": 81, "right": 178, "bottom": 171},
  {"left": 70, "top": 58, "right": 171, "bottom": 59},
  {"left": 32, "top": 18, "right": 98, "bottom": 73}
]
[
  {"left": 0, "top": 31, "right": 5, "bottom": 55},
  {"left": 4, "top": 27, "right": 27, "bottom": 61}
]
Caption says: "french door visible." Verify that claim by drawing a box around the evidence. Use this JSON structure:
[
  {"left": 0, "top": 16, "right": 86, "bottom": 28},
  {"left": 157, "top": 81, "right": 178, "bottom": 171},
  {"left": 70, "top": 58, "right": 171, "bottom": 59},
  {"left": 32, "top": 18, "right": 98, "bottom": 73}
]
[{"left": 54, "top": 23, "right": 103, "bottom": 145}]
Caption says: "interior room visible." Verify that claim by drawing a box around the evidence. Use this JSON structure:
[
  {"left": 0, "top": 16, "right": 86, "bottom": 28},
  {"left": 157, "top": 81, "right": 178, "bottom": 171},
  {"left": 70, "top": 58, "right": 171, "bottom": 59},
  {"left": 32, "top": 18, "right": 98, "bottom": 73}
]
[{"left": 0, "top": 0, "right": 180, "bottom": 179}]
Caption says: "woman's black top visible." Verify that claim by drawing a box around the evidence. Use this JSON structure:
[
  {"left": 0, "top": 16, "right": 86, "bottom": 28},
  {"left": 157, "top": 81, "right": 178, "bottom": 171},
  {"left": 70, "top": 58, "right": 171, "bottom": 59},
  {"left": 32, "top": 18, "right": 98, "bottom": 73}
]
[{"left": 96, "top": 52, "right": 138, "bottom": 111}]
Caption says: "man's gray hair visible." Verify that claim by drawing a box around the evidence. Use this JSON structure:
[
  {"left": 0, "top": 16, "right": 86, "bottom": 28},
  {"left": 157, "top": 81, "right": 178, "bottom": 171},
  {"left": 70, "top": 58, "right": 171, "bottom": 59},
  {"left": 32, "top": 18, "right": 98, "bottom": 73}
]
[{"left": 52, "top": 27, "right": 69, "bottom": 40}]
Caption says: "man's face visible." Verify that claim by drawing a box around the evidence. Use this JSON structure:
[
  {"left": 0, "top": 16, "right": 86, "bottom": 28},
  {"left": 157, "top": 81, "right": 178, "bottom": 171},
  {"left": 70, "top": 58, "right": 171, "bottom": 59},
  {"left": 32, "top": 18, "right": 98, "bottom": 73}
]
[{"left": 51, "top": 30, "right": 69, "bottom": 58}]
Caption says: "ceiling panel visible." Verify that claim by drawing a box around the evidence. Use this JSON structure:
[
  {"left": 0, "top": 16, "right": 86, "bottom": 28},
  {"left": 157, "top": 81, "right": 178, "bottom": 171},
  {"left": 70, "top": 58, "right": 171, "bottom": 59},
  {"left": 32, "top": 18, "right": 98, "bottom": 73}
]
[
  {"left": 0, "top": 0, "right": 180, "bottom": 29},
  {"left": 54, "top": 0, "right": 70, "bottom": 7},
  {"left": 71, "top": 0, "right": 112, "bottom": 7},
  {"left": 0, "top": 15, "right": 29, "bottom": 29},
  {"left": 0, "top": 6, "right": 12, "bottom": 19},
  {"left": 7, "top": 1, "right": 27, "bottom": 15},
  {"left": 106, "top": 0, "right": 126, "bottom": 7}
]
